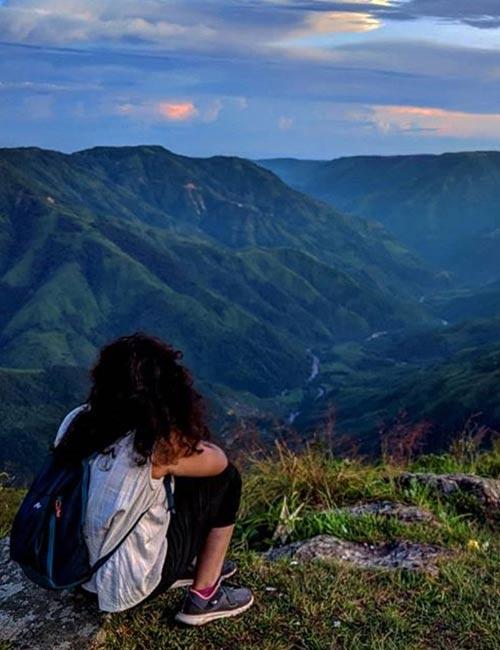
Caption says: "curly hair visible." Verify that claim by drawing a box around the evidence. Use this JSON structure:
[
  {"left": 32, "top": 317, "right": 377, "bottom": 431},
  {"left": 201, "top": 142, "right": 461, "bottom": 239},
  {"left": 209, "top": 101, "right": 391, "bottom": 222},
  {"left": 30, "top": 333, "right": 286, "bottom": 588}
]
[{"left": 54, "top": 332, "right": 210, "bottom": 465}]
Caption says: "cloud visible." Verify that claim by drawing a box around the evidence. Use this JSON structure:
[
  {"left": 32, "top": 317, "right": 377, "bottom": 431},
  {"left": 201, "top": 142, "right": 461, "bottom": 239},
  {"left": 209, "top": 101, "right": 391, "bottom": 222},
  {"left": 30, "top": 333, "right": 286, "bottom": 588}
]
[
  {"left": 0, "top": 1, "right": 213, "bottom": 46},
  {"left": 157, "top": 101, "right": 197, "bottom": 121},
  {"left": 113, "top": 96, "right": 246, "bottom": 125},
  {"left": 302, "top": 10, "right": 381, "bottom": 34},
  {"left": 1, "top": 1, "right": 500, "bottom": 157},
  {"left": 2, "top": 1, "right": 500, "bottom": 63},
  {"left": 371, "top": 105, "right": 500, "bottom": 137},
  {"left": 262, "top": 1, "right": 500, "bottom": 30},
  {"left": 0, "top": 79, "right": 101, "bottom": 92},
  {"left": 201, "top": 98, "right": 223, "bottom": 123},
  {"left": 381, "top": 1, "right": 500, "bottom": 29},
  {"left": 116, "top": 99, "right": 197, "bottom": 122}
]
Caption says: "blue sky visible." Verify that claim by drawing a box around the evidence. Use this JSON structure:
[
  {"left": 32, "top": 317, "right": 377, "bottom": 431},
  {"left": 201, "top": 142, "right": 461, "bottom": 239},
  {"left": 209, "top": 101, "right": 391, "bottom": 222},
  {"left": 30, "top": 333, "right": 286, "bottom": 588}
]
[{"left": 1, "top": 0, "right": 500, "bottom": 158}]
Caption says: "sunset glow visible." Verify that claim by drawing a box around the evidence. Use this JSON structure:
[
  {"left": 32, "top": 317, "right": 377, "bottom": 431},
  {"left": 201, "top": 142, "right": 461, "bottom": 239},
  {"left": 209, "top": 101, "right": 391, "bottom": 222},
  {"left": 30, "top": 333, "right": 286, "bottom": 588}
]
[
  {"left": 373, "top": 105, "right": 500, "bottom": 138},
  {"left": 157, "top": 102, "right": 197, "bottom": 121},
  {"left": 306, "top": 11, "right": 381, "bottom": 35}
]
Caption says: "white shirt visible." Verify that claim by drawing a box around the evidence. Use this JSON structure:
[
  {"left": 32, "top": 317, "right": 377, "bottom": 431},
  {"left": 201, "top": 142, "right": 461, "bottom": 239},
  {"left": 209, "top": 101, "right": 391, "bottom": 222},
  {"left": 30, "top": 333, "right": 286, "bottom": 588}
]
[{"left": 55, "top": 405, "right": 173, "bottom": 612}]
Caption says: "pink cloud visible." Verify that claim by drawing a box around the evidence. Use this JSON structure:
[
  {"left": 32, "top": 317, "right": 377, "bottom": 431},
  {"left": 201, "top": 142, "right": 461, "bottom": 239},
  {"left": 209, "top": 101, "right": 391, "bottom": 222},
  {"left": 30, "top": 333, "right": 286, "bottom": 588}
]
[
  {"left": 371, "top": 105, "right": 500, "bottom": 138},
  {"left": 115, "top": 97, "right": 247, "bottom": 124},
  {"left": 156, "top": 101, "right": 197, "bottom": 121}
]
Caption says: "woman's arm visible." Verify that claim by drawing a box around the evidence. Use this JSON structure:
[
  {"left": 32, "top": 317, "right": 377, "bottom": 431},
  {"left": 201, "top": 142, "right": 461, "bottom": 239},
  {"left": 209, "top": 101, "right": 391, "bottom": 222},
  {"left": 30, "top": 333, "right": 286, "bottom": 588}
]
[{"left": 151, "top": 441, "right": 228, "bottom": 479}]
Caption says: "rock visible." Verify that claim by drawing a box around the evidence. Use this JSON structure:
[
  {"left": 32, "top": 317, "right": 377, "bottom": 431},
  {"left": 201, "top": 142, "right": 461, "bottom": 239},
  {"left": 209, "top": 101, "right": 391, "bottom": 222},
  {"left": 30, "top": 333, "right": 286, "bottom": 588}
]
[
  {"left": 265, "top": 535, "right": 450, "bottom": 576},
  {"left": 0, "top": 538, "right": 104, "bottom": 649},
  {"left": 335, "top": 500, "right": 436, "bottom": 524},
  {"left": 397, "top": 473, "right": 500, "bottom": 510}
]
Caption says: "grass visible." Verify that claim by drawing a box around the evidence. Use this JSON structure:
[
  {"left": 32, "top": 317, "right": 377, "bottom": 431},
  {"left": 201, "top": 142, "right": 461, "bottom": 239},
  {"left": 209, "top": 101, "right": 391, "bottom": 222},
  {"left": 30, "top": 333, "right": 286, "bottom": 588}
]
[
  {"left": 102, "top": 440, "right": 500, "bottom": 648},
  {"left": 1, "top": 441, "right": 499, "bottom": 649},
  {"left": 235, "top": 439, "right": 499, "bottom": 548},
  {"left": 0, "top": 480, "right": 24, "bottom": 537},
  {"left": 101, "top": 550, "right": 499, "bottom": 650}
]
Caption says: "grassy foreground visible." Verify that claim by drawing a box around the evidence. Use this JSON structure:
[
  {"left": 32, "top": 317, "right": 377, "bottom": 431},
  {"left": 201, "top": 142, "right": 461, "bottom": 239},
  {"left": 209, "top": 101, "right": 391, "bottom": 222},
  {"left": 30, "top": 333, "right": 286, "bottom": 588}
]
[{"left": 1, "top": 442, "right": 499, "bottom": 649}]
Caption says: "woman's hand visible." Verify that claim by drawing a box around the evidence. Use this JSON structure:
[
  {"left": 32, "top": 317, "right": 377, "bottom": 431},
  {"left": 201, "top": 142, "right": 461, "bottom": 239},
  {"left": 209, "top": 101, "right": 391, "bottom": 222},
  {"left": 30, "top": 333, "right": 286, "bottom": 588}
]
[{"left": 152, "top": 442, "right": 228, "bottom": 479}]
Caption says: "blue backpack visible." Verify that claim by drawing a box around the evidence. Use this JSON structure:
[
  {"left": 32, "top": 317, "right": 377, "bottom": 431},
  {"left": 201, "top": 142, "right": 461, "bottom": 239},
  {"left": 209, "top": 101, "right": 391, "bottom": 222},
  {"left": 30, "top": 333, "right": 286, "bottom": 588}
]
[{"left": 9, "top": 452, "right": 172, "bottom": 590}]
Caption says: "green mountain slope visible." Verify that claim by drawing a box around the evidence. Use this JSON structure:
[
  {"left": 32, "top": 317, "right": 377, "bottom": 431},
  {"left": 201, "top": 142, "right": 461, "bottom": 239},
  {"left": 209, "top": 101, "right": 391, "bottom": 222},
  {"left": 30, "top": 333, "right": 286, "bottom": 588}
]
[
  {"left": 2, "top": 146, "right": 440, "bottom": 295},
  {"left": 0, "top": 145, "right": 439, "bottom": 395},
  {"left": 0, "top": 366, "right": 89, "bottom": 483},
  {"left": 0, "top": 145, "right": 444, "bottom": 478},
  {"left": 260, "top": 151, "right": 500, "bottom": 283},
  {"left": 426, "top": 281, "right": 500, "bottom": 325},
  {"left": 292, "top": 320, "right": 500, "bottom": 453},
  {"left": 0, "top": 145, "right": 452, "bottom": 478}
]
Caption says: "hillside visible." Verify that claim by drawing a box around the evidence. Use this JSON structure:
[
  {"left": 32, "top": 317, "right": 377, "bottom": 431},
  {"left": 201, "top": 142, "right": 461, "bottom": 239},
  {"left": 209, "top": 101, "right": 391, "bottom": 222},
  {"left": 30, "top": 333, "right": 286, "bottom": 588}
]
[
  {"left": 2, "top": 145, "right": 498, "bottom": 481},
  {"left": 1, "top": 443, "right": 499, "bottom": 648},
  {"left": 0, "top": 366, "right": 89, "bottom": 483},
  {"left": 291, "top": 322, "right": 500, "bottom": 452},
  {"left": 426, "top": 281, "right": 500, "bottom": 323},
  {"left": 260, "top": 152, "right": 500, "bottom": 283},
  {"left": 0, "top": 145, "right": 451, "bottom": 479},
  {"left": 1, "top": 145, "right": 439, "bottom": 293},
  {"left": 0, "top": 146, "right": 440, "bottom": 379}
]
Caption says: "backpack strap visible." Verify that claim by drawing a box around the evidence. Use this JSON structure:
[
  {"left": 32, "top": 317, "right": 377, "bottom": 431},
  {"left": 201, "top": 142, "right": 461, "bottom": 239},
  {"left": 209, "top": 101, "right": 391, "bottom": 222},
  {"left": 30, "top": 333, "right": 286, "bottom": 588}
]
[
  {"left": 165, "top": 474, "right": 176, "bottom": 514},
  {"left": 90, "top": 509, "right": 149, "bottom": 575}
]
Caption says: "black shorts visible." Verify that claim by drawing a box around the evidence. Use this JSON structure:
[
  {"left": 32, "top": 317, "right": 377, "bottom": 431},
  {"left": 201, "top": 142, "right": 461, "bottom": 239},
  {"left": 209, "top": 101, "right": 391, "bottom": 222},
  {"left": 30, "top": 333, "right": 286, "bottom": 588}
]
[{"left": 156, "top": 461, "right": 242, "bottom": 591}]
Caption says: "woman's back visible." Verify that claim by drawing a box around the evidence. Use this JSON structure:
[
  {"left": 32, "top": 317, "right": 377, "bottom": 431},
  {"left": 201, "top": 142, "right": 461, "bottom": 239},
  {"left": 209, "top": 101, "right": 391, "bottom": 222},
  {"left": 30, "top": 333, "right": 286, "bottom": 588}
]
[{"left": 55, "top": 405, "right": 173, "bottom": 612}]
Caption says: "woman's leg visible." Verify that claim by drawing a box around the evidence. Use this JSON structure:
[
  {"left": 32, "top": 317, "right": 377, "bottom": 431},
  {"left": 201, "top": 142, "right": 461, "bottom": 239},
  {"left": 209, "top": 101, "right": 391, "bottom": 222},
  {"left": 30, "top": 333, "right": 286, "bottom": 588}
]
[
  {"left": 162, "top": 463, "right": 253, "bottom": 625},
  {"left": 192, "top": 524, "right": 235, "bottom": 590},
  {"left": 159, "top": 462, "right": 242, "bottom": 589}
]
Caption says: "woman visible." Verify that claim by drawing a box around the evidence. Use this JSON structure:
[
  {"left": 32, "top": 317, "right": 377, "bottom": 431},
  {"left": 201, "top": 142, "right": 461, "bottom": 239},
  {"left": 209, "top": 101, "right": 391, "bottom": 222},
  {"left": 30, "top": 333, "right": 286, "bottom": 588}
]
[{"left": 53, "top": 332, "right": 253, "bottom": 625}]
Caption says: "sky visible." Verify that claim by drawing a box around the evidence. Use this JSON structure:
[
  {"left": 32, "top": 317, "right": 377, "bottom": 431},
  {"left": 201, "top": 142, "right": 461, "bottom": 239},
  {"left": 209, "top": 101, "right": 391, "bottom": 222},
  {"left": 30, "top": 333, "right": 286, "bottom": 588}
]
[{"left": 1, "top": 0, "right": 500, "bottom": 158}]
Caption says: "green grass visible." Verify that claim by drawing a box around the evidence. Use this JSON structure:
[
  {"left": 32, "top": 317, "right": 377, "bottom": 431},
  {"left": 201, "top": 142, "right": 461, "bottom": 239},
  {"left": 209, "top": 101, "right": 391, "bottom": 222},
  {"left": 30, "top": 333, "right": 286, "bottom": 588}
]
[
  {"left": 0, "top": 484, "right": 24, "bottom": 537},
  {"left": 101, "top": 443, "right": 499, "bottom": 648},
  {"left": 1, "top": 443, "right": 499, "bottom": 649},
  {"left": 101, "top": 551, "right": 499, "bottom": 650},
  {"left": 234, "top": 442, "right": 499, "bottom": 549}
]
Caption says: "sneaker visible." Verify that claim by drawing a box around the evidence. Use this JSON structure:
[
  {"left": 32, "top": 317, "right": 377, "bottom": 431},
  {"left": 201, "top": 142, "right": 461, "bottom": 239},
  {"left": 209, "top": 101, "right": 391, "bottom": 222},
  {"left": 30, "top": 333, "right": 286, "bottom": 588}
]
[
  {"left": 175, "top": 582, "right": 254, "bottom": 626},
  {"left": 170, "top": 559, "right": 237, "bottom": 589}
]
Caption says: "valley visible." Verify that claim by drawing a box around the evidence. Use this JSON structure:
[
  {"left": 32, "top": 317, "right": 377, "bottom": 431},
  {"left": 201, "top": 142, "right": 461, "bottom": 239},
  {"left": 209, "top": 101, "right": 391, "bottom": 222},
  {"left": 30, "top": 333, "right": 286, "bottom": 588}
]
[{"left": 0, "top": 146, "right": 498, "bottom": 482}]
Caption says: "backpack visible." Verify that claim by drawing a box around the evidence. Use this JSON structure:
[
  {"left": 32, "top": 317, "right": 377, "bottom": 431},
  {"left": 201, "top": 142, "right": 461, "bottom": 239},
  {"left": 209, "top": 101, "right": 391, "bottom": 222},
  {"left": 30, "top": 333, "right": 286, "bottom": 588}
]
[{"left": 9, "top": 451, "right": 172, "bottom": 590}]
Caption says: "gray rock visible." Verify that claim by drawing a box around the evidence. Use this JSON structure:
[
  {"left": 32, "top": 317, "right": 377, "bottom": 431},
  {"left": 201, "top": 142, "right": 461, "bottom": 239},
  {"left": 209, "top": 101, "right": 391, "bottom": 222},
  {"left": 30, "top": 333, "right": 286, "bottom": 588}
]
[
  {"left": 265, "top": 535, "right": 450, "bottom": 576},
  {"left": 0, "top": 538, "right": 104, "bottom": 649},
  {"left": 335, "top": 500, "right": 436, "bottom": 524},
  {"left": 397, "top": 473, "right": 500, "bottom": 509}
]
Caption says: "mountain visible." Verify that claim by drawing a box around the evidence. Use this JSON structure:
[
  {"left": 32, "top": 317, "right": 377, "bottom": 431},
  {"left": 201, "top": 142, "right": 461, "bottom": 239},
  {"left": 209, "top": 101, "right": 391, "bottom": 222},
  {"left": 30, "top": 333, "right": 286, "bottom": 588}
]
[
  {"left": 0, "top": 146, "right": 439, "bottom": 391},
  {"left": 358, "top": 317, "right": 500, "bottom": 364},
  {"left": 259, "top": 151, "right": 500, "bottom": 283},
  {"left": 427, "top": 281, "right": 500, "bottom": 324},
  {"left": 0, "top": 366, "right": 89, "bottom": 484},
  {"left": 291, "top": 319, "right": 500, "bottom": 453},
  {"left": 0, "top": 144, "right": 448, "bottom": 478},
  {"left": 1, "top": 146, "right": 439, "bottom": 294}
]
